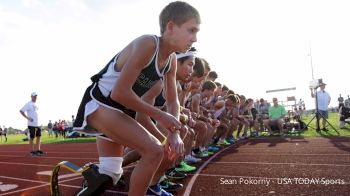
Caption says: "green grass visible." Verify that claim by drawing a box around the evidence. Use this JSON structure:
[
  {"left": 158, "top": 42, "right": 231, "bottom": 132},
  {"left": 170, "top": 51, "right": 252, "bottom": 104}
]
[
  {"left": 1, "top": 112, "right": 349, "bottom": 145},
  {"left": 297, "top": 111, "right": 350, "bottom": 137},
  {"left": 0, "top": 132, "right": 96, "bottom": 145}
]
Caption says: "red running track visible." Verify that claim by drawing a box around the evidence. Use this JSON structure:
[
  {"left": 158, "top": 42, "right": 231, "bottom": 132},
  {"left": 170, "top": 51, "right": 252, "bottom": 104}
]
[{"left": 0, "top": 137, "right": 349, "bottom": 196}]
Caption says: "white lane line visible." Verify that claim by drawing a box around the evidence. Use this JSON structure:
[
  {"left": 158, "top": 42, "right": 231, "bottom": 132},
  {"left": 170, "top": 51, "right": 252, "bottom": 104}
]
[
  {"left": 57, "top": 173, "right": 80, "bottom": 180},
  {"left": 36, "top": 171, "right": 53, "bottom": 176},
  {"left": 212, "top": 161, "right": 350, "bottom": 167},
  {"left": 0, "top": 183, "right": 18, "bottom": 192},
  {"left": 58, "top": 176, "right": 83, "bottom": 183},
  {"left": 1, "top": 173, "right": 128, "bottom": 195},
  {"left": 0, "top": 184, "right": 49, "bottom": 195},
  {"left": 0, "top": 174, "right": 83, "bottom": 185},
  {"left": 0, "top": 176, "right": 83, "bottom": 195},
  {"left": 0, "top": 161, "right": 53, "bottom": 167},
  {"left": 37, "top": 170, "right": 81, "bottom": 179},
  {"left": 59, "top": 183, "right": 81, "bottom": 189},
  {"left": 0, "top": 159, "right": 133, "bottom": 167},
  {"left": 0, "top": 176, "right": 46, "bottom": 184},
  {"left": 184, "top": 143, "right": 350, "bottom": 195},
  {"left": 0, "top": 151, "right": 98, "bottom": 154},
  {"left": 183, "top": 145, "right": 233, "bottom": 196},
  {"left": 0, "top": 155, "right": 99, "bottom": 160},
  {"left": 238, "top": 146, "right": 350, "bottom": 149},
  {"left": 222, "top": 153, "right": 350, "bottom": 156}
]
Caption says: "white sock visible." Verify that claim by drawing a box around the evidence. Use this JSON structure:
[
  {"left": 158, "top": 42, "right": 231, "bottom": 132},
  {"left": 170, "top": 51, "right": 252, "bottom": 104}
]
[{"left": 98, "top": 157, "right": 123, "bottom": 185}]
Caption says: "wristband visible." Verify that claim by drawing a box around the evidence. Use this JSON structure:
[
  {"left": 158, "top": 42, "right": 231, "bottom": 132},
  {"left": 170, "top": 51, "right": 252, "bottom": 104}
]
[
  {"left": 180, "top": 106, "right": 184, "bottom": 112},
  {"left": 162, "top": 138, "right": 167, "bottom": 145}
]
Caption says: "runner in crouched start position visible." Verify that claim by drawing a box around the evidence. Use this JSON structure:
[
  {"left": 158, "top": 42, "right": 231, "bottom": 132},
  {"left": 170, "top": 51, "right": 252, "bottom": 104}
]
[{"left": 73, "top": 1, "right": 201, "bottom": 195}]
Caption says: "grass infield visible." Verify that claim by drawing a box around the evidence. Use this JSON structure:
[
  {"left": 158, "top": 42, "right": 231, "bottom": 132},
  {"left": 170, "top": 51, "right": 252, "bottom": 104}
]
[{"left": 0, "top": 112, "right": 349, "bottom": 145}]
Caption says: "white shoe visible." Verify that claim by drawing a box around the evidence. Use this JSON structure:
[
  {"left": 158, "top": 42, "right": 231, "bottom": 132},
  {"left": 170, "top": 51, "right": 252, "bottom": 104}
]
[{"left": 184, "top": 155, "right": 202, "bottom": 163}]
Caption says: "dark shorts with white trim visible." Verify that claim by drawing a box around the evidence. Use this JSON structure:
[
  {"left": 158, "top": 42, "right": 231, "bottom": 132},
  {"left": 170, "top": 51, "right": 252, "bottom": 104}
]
[{"left": 73, "top": 83, "right": 136, "bottom": 137}]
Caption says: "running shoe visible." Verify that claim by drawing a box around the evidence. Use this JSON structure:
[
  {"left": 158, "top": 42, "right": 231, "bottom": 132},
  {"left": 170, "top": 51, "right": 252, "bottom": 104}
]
[
  {"left": 146, "top": 183, "right": 173, "bottom": 196},
  {"left": 208, "top": 145, "right": 220, "bottom": 152},
  {"left": 36, "top": 150, "right": 44, "bottom": 156},
  {"left": 203, "top": 150, "right": 214, "bottom": 156},
  {"left": 184, "top": 154, "right": 202, "bottom": 163},
  {"left": 77, "top": 164, "right": 112, "bottom": 196},
  {"left": 223, "top": 139, "right": 231, "bottom": 145},
  {"left": 165, "top": 168, "right": 187, "bottom": 180},
  {"left": 225, "top": 138, "right": 235, "bottom": 144},
  {"left": 175, "top": 161, "right": 196, "bottom": 172},
  {"left": 192, "top": 151, "right": 209, "bottom": 158},
  {"left": 115, "top": 174, "right": 126, "bottom": 187},
  {"left": 159, "top": 177, "right": 183, "bottom": 192}
]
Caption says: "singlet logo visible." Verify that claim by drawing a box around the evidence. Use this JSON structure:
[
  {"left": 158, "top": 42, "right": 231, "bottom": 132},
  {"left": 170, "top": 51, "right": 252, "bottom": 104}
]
[{"left": 135, "top": 73, "right": 157, "bottom": 89}]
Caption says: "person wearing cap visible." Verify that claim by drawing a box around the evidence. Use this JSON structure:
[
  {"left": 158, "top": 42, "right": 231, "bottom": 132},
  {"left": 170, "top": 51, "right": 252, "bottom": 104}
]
[
  {"left": 310, "top": 82, "right": 331, "bottom": 131},
  {"left": 20, "top": 92, "right": 44, "bottom": 156}
]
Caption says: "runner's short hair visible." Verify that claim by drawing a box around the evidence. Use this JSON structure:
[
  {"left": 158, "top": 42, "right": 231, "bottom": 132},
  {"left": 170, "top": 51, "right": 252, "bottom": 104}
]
[{"left": 159, "top": 1, "right": 201, "bottom": 34}]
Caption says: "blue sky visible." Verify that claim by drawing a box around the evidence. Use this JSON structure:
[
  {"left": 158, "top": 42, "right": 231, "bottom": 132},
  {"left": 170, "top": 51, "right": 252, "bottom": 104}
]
[{"left": 1, "top": 0, "right": 350, "bottom": 129}]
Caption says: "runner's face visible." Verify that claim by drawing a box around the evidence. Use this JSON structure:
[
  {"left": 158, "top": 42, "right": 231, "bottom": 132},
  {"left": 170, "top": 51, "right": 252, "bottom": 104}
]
[
  {"left": 191, "top": 79, "right": 201, "bottom": 89},
  {"left": 214, "top": 87, "right": 222, "bottom": 94},
  {"left": 173, "top": 18, "right": 200, "bottom": 52},
  {"left": 177, "top": 57, "right": 194, "bottom": 82},
  {"left": 204, "top": 89, "right": 214, "bottom": 98},
  {"left": 225, "top": 99, "right": 235, "bottom": 109}
]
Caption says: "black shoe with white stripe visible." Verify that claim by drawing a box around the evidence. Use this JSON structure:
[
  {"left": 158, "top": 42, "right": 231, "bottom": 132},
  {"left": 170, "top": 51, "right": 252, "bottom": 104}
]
[{"left": 77, "top": 164, "right": 112, "bottom": 196}]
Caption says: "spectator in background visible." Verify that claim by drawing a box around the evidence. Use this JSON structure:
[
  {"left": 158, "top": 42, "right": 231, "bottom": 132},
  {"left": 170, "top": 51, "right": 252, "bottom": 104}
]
[
  {"left": 53, "top": 121, "right": 59, "bottom": 138},
  {"left": 338, "top": 103, "right": 350, "bottom": 129},
  {"left": 58, "top": 120, "right": 65, "bottom": 139},
  {"left": 63, "top": 120, "right": 68, "bottom": 138},
  {"left": 338, "top": 94, "right": 344, "bottom": 108},
  {"left": 0, "top": 126, "right": 2, "bottom": 142},
  {"left": 310, "top": 82, "right": 331, "bottom": 132},
  {"left": 297, "top": 99, "right": 305, "bottom": 118},
  {"left": 20, "top": 92, "right": 44, "bottom": 156},
  {"left": 345, "top": 95, "right": 350, "bottom": 108},
  {"left": 258, "top": 98, "right": 269, "bottom": 118},
  {"left": 263, "top": 97, "right": 287, "bottom": 137},
  {"left": 47, "top": 120, "right": 53, "bottom": 138},
  {"left": 254, "top": 99, "right": 260, "bottom": 110},
  {"left": 3, "top": 126, "right": 8, "bottom": 142},
  {"left": 244, "top": 99, "right": 260, "bottom": 137},
  {"left": 257, "top": 98, "right": 269, "bottom": 132},
  {"left": 66, "top": 115, "right": 79, "bottom": 138},
  {"left": 71, "top": 115, "right": 76, "bottom": 126}
]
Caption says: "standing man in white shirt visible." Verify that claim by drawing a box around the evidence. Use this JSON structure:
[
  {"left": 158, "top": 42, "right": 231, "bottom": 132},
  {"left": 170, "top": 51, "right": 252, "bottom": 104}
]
[
  {"left": 297, "top": 98, "right": 305, "bottom": 118},
  {"left": 20, "top": 92, "right": 44, "bottom": 156},
  {"left": 310, "top": 82, "right": 331, "bottom": 132}
]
